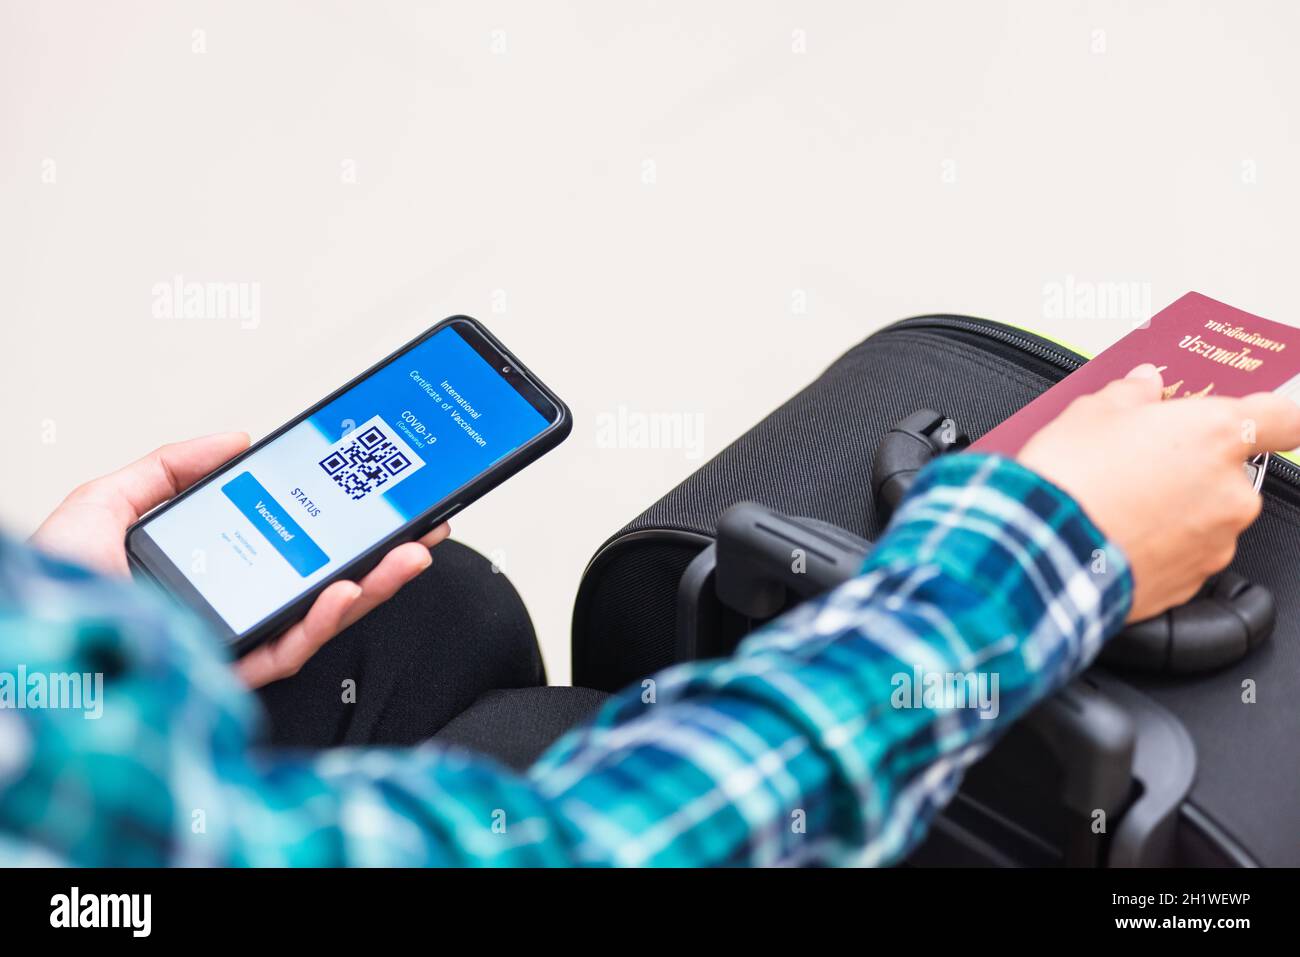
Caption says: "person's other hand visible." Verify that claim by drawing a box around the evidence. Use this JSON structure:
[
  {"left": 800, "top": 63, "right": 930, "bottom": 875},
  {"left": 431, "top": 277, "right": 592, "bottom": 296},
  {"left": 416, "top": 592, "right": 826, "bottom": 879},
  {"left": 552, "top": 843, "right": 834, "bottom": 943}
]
[
  {"left": 30, "top": 433, "right": 450, "bottom": 688},
  {"left": 1018, "top": 364, "right": 1300, "bottom": 622}
]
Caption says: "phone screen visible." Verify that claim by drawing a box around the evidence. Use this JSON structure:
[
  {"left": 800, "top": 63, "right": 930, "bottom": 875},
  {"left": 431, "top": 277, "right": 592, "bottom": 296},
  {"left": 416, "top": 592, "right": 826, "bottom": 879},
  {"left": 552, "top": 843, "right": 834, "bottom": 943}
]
[{"left": 133, "top": 322, "right": 556, "bottom": 636}]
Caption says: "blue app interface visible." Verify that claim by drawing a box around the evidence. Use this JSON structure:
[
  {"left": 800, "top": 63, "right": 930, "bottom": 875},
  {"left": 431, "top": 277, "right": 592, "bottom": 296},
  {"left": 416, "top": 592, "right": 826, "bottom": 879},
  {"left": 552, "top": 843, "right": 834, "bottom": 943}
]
[{"left": 141, "top": 325, "right": 552, "bottom": 633}]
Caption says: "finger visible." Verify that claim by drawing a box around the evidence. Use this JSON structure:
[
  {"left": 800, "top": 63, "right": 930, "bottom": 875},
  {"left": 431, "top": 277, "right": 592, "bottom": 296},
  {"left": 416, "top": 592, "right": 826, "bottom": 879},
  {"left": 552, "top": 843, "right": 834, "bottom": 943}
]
[
  {"left": 1232, "top": 393, "right": 1300, "bottom": 456},
  {"left": 338, "top": 541, "right": 434, "bottom": 631},
  {"left": 417, "top": 521, "right": 451, "bottom": 548},
  {"left": 92, "top": 432, "right": 251, "bottom": 520},
  {"left": 234, "top": 580, "right": 362, "bottom": 688},
  {"left": 234, "top": 531, "right": 449, "bottom": 688}
]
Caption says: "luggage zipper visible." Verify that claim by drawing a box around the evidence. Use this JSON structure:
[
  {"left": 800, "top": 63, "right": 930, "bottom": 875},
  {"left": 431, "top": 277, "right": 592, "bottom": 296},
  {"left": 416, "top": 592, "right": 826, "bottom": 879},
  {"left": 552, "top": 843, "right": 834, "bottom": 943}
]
[{"left": 881, "top": 314, "right": 1300, "bottom": 496}]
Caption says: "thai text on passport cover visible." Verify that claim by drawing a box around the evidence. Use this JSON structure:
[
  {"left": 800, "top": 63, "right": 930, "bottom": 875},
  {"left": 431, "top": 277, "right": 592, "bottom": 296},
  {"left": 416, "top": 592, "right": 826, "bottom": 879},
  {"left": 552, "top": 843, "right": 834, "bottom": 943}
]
[{"left": 975, "top": 291, "right": 1300, "bottom": 456}]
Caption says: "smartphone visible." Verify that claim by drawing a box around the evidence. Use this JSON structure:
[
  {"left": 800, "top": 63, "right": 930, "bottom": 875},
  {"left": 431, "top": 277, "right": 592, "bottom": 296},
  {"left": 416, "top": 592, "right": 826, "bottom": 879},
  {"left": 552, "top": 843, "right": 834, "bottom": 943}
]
[{"left": 126, "top": 315, "right": 571, "bottom": 655}]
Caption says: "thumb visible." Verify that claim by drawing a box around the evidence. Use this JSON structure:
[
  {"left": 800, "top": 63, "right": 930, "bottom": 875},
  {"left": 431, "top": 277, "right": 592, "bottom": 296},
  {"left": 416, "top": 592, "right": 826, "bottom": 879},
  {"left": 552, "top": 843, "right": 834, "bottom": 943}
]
[
  {"left": 1126, "top": 362, "right": 1164, "bottom": 384},
  {"left": 97, "top": 432, "right": 251, "bottom": 519},
  {"left": 1097, "top": 363, "right": 1165, "bottom": 408}
]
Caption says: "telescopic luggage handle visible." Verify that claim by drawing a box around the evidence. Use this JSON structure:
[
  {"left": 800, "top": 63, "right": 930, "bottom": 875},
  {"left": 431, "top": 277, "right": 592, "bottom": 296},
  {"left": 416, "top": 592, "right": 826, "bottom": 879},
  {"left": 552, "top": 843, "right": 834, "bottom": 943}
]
[{"left": 872, "top": 409, "right": 1275, "bottom": 674}]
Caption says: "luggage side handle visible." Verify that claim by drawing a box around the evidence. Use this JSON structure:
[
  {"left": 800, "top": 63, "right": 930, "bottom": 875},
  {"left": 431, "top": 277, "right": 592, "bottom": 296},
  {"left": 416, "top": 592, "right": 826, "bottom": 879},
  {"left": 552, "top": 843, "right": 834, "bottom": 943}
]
[
  {"left": 872, "top": 409, "right": 969, "bottom": 514},
  {"left": 873, "top": 408, "right": 1275, "bottom": 674}
]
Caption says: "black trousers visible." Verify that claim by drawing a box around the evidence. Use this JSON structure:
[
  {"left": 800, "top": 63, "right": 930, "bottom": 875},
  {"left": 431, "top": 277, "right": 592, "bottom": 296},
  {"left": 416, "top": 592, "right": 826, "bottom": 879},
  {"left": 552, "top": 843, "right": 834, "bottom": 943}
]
[{"left": 256, "top": 540, "right": 546, "bottom": 749}]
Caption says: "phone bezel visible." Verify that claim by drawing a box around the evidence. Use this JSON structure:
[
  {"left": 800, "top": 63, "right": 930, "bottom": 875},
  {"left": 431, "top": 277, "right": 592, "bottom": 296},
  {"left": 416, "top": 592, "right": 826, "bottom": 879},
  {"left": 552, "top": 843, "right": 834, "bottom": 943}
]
[{"left": 124, "top": 314, "right": 571, "bottom": 657}]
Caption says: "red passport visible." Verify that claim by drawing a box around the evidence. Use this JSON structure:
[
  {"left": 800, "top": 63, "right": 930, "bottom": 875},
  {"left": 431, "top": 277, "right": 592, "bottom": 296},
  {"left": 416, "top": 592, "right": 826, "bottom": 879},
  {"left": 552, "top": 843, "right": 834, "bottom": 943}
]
[{"left": 975, "top": 292, "right": 1300, "bottom": 456}]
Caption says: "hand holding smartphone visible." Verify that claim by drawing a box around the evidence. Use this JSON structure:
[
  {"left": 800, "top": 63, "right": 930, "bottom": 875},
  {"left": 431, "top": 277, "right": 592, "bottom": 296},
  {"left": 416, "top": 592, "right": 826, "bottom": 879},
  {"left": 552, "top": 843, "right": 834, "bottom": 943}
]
[{"left": 126, "top": 316, "right": 570, "bottom": 655}]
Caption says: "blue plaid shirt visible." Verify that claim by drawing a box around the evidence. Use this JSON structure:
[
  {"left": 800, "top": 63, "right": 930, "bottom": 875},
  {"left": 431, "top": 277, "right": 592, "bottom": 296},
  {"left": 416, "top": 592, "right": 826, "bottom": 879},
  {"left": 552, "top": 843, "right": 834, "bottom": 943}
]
[{"left": 0, "top": 453, "right": 1130, "bottom": 866}]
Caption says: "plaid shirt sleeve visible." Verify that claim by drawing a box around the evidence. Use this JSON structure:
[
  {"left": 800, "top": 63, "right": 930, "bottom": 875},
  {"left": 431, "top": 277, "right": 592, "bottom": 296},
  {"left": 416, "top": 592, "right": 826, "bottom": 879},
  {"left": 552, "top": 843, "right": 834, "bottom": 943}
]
[{"left": 0, "top": 453, "right": 1131, "bottom": 866}]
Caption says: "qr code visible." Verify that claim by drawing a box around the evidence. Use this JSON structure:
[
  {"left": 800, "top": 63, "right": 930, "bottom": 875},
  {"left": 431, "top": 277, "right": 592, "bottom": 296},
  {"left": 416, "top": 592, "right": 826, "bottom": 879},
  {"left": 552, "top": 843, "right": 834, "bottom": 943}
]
[{"left": 319, "top": 415, "right": 424, "bottom": 501}]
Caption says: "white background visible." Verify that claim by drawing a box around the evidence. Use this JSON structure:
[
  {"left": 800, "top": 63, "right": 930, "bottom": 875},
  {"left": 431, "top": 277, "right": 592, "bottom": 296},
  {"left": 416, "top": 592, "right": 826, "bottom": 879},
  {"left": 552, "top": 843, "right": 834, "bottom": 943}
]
[{"left": 3, "top": 1, "right": 1298, "bottom": 682}]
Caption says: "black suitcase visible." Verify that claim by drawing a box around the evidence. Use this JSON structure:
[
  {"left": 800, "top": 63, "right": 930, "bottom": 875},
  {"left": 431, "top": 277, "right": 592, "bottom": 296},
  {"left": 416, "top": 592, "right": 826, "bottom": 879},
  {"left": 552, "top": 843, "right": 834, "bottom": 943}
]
[{"left": 571, "top": 314, "right": 1300, "bottom": 867}]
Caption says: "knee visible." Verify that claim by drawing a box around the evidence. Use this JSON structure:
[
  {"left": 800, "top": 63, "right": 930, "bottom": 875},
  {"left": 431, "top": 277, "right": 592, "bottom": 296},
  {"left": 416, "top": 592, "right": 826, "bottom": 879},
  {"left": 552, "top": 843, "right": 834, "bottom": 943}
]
[{"left": 406, "top": 539, "right": 545, "bottom": 686}]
